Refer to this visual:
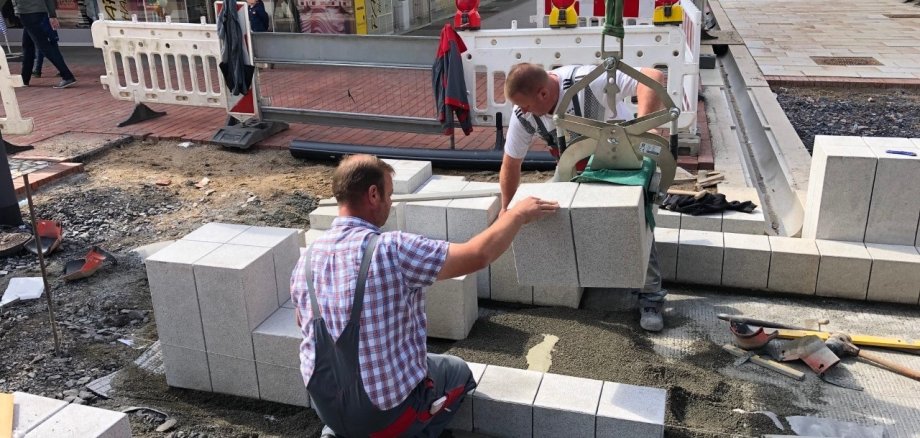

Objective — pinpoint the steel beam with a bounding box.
[250,32,439,68]
[261,107,449,134]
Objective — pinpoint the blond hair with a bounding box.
[504,63,549,100]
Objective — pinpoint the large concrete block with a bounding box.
[145,240,221,350]
[427,275,477,340]
[815,240,872,300]
[865,244,920,304]
[570,184,650,288]
[162,344,212,391]
[304,228,324,247]
[181,222,251,243]
[533,285,583,308]
[768,237,820,295]
[308,202,338,230]
[864,140,920,245]
[447,182,500,298]
[722,233,771,290]
[253,307,302,369]
[229,226,303,307]
[281,298,295,309]
[194,244,277,359]
[802,136,877,241]
[405,179,470,240]
[490,249,533,304]
[654,207,681,229]
[473,366,543,438]
[680,212,722,232]
[208,352,260,399]
[11,392,67,436]
[256,362,310,407]
[719,186,766,235]
[533,373,603,438]
[596,382,666,437]
[381,159,432,194]
[509,182,579,287]
[654,228,679,282]
[676,230,723,286]
[26,403,131,438]
[449,362,488,432]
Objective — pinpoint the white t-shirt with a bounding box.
[504,65,639,159]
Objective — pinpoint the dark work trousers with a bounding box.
[18,12,75,85]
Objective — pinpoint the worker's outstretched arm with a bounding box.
[636,67,665,118]
[499,153,524,213]
[438,196,558,280]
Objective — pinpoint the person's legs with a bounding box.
[33,50,44,76]
[638,236,667,332]
[403,354,476,438]
[18,13,76,84]
[19,26,36,86]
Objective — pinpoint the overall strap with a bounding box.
[348,234,380,325]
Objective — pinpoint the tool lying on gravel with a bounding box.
[824,333,920,382]
[62,246,118,281]
[24,219,62,257]
[730,322,777,350]
[717,313,816,331]
[722,343,805,380]
[778,336,840,375]
[718,314,920,352]
[0,232,30,257]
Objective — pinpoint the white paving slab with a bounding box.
[509,182,580,287]
[11,392,67,437]
[450,362,488,432]
[381,159,432,194]
[208,352,260,399]
[654,227,679,282]
[255,362,310,407]
[25,403,131,438]
[676,230,724,285]
[596,382,666,437]
[533,285,584,309]
[816,240,873,300]
[490,249,533,304]
[722,233,771,290]
[679,212,722,232]
[447,182,500,298]
[308,202,338,231]
[473,366,543,438]
[252,307,302,369]
[181,222,251,243]
[864,140,920,246]
[228,226,303,307]
[405,179,470,240]
[427,275,478,340]
[162,344,212,392]
[655,207,681,229]
[865,243,920,304]
[533,373,603,438]
[768,237,820,295]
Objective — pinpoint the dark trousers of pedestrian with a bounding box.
[18,12,75,85]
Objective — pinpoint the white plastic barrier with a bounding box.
[0,46,34,135]
[530,0,655,28]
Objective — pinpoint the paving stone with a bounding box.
[405,179,470,240]
[180,222,251,243]
[655,206,681,229]
[381,159,432,194]
[229,226,303,307]
[208,352,260,399]
[768,237,820,295]
[145,240,221,350]
[447,182,500,298]
[719,186,767,235]
[194,244,278,359]
[802,136,877,242]
[490,248,533,304]
[304,228,324,246]
[25,403,131,438]
[676,230,724,286]
[427,275,478,340]
[815,240,872,300]
[864,243,920,304]
[533,373,603,438]
[473,366,543,438]
[863,140,920,245]
[679,212,722,232]
[308,202,338,230]
[450,362,488,432]
[256,362,310,407]
[11,392,67,436]
[161,344,212,391]
[252,307,302,368]
[281,298,295,309]
[722,233,771,290]
[654,227,679,282]
[570,184,650,288]
[509,182,579,287]
[533,285,584,308]
[596,381,666,437]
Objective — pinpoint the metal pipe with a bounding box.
[23,174,61,356]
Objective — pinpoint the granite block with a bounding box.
[719,186,765,236]
[654,228,679,282]
[450,362,488,432]
[426,275,478,340]
[533,373,603,438]
[768,237,820,295]
[181,222,251,243]
[229,226,303,307]
[473,366,543,438]
[382,159,432,194]
[11,392,67,436]
[815,240,872,300]
[256,362,310,407]
[490,249,533,304]
[252,307,302,368]
[865,244,920,304]
[509,182,579,287]
[281,298,295,309]
[680,212,722,232]
[308,202,338,230]
[722,233,771,290]
[864,140,920,245]
[208,352,260,399]
[26,403,131,438]
[676,230,724,286]
[405,179,470,240]
[596,381,666,437]
[162,344,212,391]
[655,207,681,229]
[570,183,650,288]
[533,285,584,308]
[304,228,324,246]
[447,182,501,298]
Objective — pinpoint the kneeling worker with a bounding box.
[291,154,558,437]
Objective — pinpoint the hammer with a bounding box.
[825,333,920,382]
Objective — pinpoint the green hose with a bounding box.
[603,0,624,39]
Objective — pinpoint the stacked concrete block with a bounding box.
[229,226,304,307]
[182,222,251,243]
[11,392,67,436]
[473,366,543,438]
[381,159,432,194]
[25,402,131,438]
[570,184,650,288]
[533,285,584,308]
[509,182,579,287]
[815,240,872,300]
[768,236,820,295]
[426,275,478,340]
[405,179,469,240]
[802,136,877,241]
[252,307,309,406]
[308,201,339,230]
[491,248,533,304]
[596,382,666,437]
[447,182,500,298]
[863,139,920,245]
[449,362,488,432]
[676,230,724,285]
[719,186,766,235]
[654,206,681,229]
[160,344,212,392]
[680,212,722,232]
[722,233,771,290]
[865,244,920,304]
[533,373,603,438]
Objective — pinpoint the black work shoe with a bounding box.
[32,71,41,78]
[53,78,77,89]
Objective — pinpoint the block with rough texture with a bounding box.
[815,240,872,300]
[509,182,579,287]
[768,237,820,295]
[802,136,877,241]
[229,226,303,307]
[26,403,131,438]
[865,244,920,304]
[449,362,488,432]
[679,212,722,232]
[654,228,679,281]
[473,366,543,438]
[533,285,584,308]
[162,344,212,391]
[405,179,470,240]
[676,230,723,285]
[722,233,771,290]
[194,244,277,359]
[308,202,338,230]
[253,307,302,369]
[570,184,650,288]
[304,228,324,246]
[11,392,67,436]
[533,373,603,438]
[718,186,766,234]
[447,182,500,298]
[256,362,310,407]
[208,352,260,398]
[864,140,920,245]
[596,382,666,437]
[426,275,477,340]
[181,222,251,243]
[655,207,681,229]
[382,159,432,194]
[145,240,220,350]
[490,249,533,304]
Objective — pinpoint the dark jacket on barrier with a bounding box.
[248,0,270,32]
[432,23,473,136]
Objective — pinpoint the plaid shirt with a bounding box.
[291,216,449,410]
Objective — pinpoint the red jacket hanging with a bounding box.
[432,24,473,136]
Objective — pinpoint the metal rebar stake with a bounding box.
[22,174,61,356]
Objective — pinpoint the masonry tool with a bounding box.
[778,336,840,375]
[729,322,777,350]
[824,333,920,382]
[722,344,805,380]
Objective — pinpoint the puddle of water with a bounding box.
[526,334,559,372]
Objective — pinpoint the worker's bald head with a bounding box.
[505,63,550,100]
[332,154,394,207]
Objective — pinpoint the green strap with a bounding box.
[573,156,657,230]
[604,0,624,39]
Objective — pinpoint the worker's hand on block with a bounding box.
[507,196,559,224]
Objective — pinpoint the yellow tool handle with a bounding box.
[1,393,13,438]
[858,350,920,382]
[775,329,920,351]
